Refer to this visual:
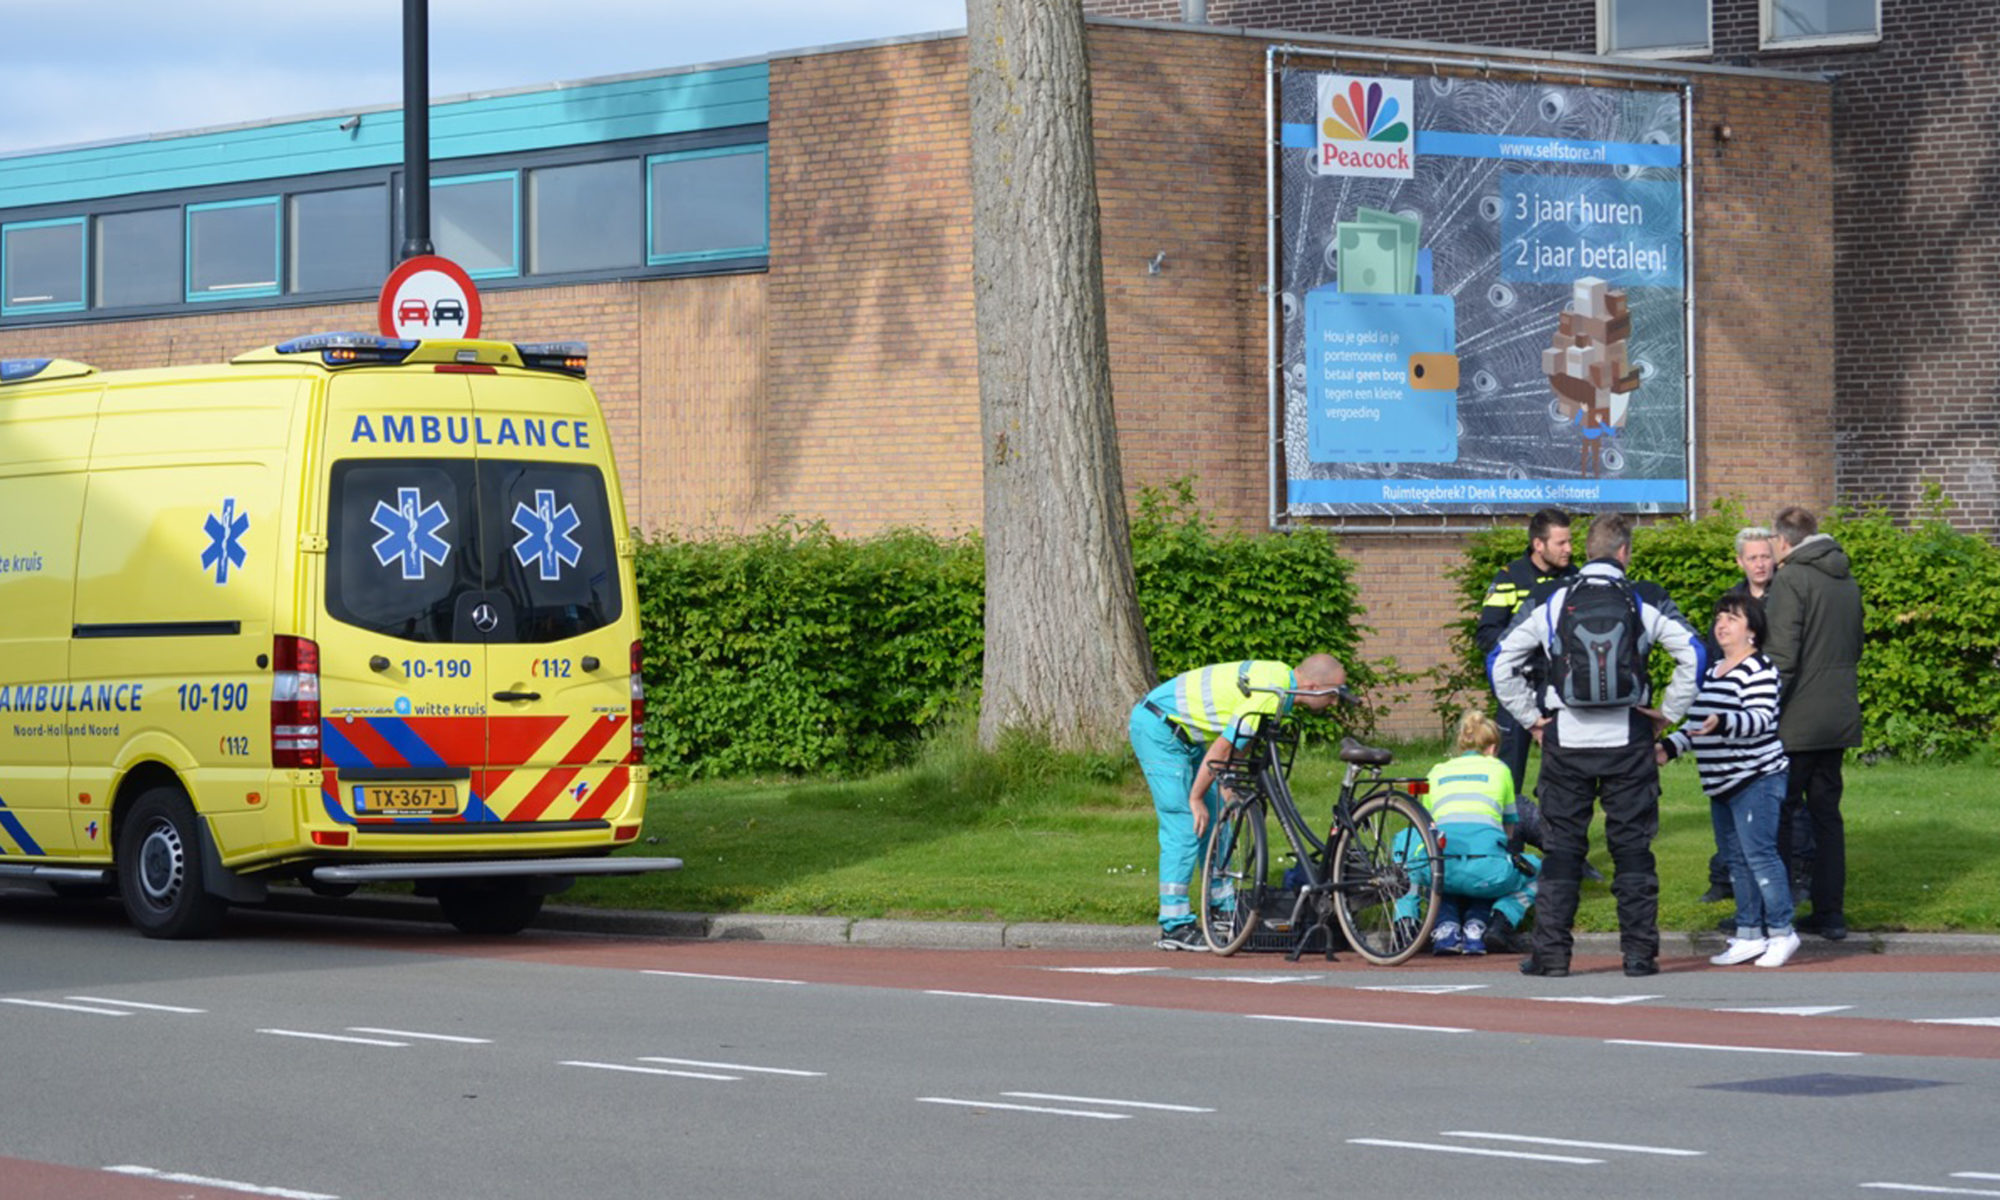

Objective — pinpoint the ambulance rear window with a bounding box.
[326,457,621,644]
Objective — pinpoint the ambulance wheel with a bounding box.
[117,786,228,939]
[436,880,544,936]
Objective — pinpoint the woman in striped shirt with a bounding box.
[1658,587,1799,968]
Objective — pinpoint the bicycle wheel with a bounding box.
[1330,795,1441,966]
[1199,798,1267,955]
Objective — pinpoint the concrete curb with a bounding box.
[261,890,2000,955]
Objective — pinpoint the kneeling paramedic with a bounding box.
[1420,712,1539,955]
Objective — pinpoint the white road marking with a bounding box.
[1913,1017,2000,1027]
[1247,1013,1471,1034]
[1441,1131,1704,1156]
[1955,1174,2000,1181]
[562,1060,738,1081]
[1529,994,1661,1005]
[3,998,131,1016]
[1716,1005,1852,1016]
[1192,974,1312,984]
[346,1027,492,1043]
[641,969,806,985]
[257,1029,407,1047]
[1044,966,1162,975]
[1349,1138,1602,1164]
[105,1165,337,1199]
[1359,984,1489,994]
[1003,1092,1215,1113]
[918,1097,1128,1120]
[1606,1038,1860,1057]
[924,990,1111,1007]
[1860,1185,2000,1196]
[639,1057,823,1077]
[68,996,206,1013]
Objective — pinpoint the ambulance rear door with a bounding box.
[319,372,492,828]
[470,371,634,830]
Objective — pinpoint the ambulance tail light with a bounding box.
[627,640,645,765]
[272,636,323,769]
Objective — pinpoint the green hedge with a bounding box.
[634,521,984,779]
[635,482,1377,778]
[1128,479,1378,723]
[1437,497,2000,759]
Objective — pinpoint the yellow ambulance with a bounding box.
[0,333,677,938]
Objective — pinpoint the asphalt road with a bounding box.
[2,891,1996,1200]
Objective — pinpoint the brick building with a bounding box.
[0,22,1833,732]
[1087,0,2000,533]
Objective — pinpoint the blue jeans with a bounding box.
[1711,769,1794,937]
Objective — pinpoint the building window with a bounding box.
[529,160,642,275]
[187,197,280,301]
[96,208,183,309]
[2,132,769,326]
[1602,0,1710,55]
[647,145,768,265]
[432,172,520,279]
[1764,0,1879,46]
[2,217,86,314]
[290,185,388,295]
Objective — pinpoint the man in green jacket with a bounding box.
[1763,506,1865,941]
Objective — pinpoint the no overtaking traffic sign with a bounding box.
[378,255,483,340]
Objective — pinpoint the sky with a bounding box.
[0,0,970,157]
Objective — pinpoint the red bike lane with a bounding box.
[376,930,2000,1062]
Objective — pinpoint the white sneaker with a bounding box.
[1755,931,1802,968]
[1709,937,1767,966]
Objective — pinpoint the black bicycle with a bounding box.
[1195,689,1442,965]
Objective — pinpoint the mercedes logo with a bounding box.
[471,603,499,633]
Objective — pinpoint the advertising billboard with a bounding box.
[1276,66,1690,518]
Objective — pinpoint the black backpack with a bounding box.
[1550,573,1646,708]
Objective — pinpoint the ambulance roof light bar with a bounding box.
[514,342,588,377]
[1,358,53,383]
[0,357,99,385]
[271,333,420,366]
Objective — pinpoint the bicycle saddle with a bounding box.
[1337,737,1394,765]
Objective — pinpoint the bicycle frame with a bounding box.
[1211,709,1438,962]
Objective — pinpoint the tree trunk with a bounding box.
[965,0,1155,750]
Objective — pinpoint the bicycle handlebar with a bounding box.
[1237,681,1359,704]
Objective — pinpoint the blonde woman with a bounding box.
[1420,712,1539,954]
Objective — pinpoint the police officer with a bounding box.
[1475,508,1576,794]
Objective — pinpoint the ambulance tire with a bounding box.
[436,880,544,936]
[117,786,228,939]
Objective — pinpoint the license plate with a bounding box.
[353,784,459,815]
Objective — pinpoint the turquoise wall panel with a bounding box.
[0,62,768,212]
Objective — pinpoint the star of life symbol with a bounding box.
[371,487,453,580]
[201,497,249,584]
[512,489,583,581]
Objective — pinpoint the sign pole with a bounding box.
[400,0,434,261]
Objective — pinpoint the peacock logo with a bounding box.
[1315,74,1416,179]
[1322,80,1410,144]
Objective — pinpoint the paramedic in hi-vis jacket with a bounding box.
[1490,514,1704,979]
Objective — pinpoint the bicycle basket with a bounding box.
[1215,711,1299,798]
